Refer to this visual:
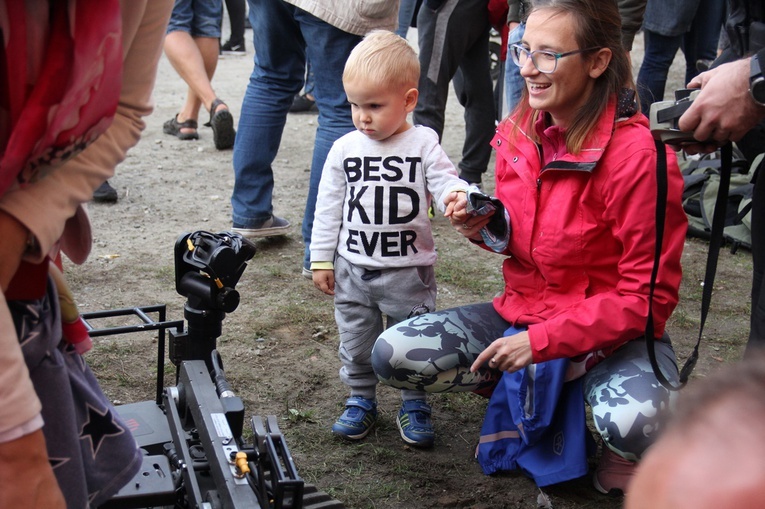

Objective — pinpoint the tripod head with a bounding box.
[174,230,256,312]
[171,231,256,369]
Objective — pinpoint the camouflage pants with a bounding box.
[371,302,679,459]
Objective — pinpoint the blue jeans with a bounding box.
[303,59,315,96]
[637,0,724,115]
[395,0,418,38]
[167,0,223,37]
[504,22,525,114]
[232,0,359,268]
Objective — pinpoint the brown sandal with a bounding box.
[163,115,199,140]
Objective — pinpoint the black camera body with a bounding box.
[649,88,701,144]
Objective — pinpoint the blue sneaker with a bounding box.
[331,397,377,440]
[397,399,435,448]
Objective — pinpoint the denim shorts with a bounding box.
[167,0,222,38]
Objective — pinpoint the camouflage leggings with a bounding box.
[371,302,680,460]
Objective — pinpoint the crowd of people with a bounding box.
[2,0,765,506]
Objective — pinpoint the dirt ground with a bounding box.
[65,29,752,509]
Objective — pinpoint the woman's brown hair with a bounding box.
[513,0,635,154]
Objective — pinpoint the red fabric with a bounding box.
[487,0,509,61]
[0,0,122,196]
[487,0,509,30]
[499,24,509,61]
[489,98,687,362]
[5,259,48,301]
[63,317,92,355]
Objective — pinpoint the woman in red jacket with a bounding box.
[372,0,687,495]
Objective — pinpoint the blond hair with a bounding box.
[343,30,419,91]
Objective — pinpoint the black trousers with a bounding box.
[747,154,765,355]
[413,0,495,184]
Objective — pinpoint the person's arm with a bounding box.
[616,0,647,51]
[444,191,490,241]
[418,130,488,240]
[0,285,57,506]
[422,132,469,213]
[0,429,65,508]
[312,266,336,296]
[0,212,29,290]
[0,0,171,263]
[0,3,172,505]
[309,143,346,294]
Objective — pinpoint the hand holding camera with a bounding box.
[667,57,764,154]
[649,89,705,145]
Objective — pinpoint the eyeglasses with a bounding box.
[510,44,600,74]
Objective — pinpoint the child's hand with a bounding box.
[312,269,335,295]
[443,190,468,222]
[444,190,489,240]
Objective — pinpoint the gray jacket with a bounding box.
[285,0,399,35]
[642,0,701,37]
[617,0,647,50]
[507,0,531,23]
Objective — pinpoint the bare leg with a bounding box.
[163,31,228,132]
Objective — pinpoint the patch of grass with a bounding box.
[148,264,175,283]
[434,256,503,298]
[667,307,698,330]
[287,408,317,423]
[329,466,414,509]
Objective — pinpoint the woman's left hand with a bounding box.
[470,331,533,374]
[444,191,491,240]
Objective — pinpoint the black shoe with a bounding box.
[93,181,118,203]
[205,98,236,150]
[289,93,317,113]
[221,39,246,55]
[696,58,714,72]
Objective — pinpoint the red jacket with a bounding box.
[490,95,687,363]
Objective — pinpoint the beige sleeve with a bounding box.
[0,291,42,438]
[0,0,172,436]
[0,0,172,263]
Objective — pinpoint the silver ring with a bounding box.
[462,223,470,229]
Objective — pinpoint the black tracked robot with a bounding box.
[83,231,343,509]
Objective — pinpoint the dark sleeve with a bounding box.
[617,0,647,51]
[424,0,446,10]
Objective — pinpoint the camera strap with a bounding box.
[646,141,733,391]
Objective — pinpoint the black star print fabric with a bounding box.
[10,279,141,507]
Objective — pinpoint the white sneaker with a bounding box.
[232,216,291,238]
